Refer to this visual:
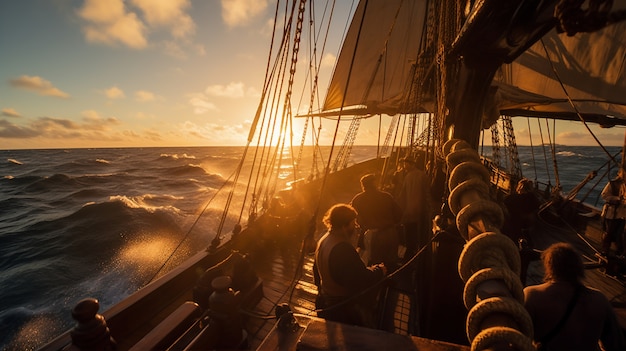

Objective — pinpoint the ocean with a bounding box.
[0,145,620,350]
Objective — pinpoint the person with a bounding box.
[601,169,626,256]
[313,204,387,327]
[523,242,625,351]
[350,173,403,270]
[397,156,432,260]
[503,178,541,243]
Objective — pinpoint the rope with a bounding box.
[526,117,538,183]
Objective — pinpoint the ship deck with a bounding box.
[243,243,470,351]
[242,203,626,350]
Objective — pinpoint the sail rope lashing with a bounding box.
[554,0,626,36]
[538,38,619,168]
[444,139,535,351]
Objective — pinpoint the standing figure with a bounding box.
[397,156,432,260]
[600,168,626,256]
[503,178,541,243]
[313,204,387,327]
[351,173,403,270]
[524,242,625,351]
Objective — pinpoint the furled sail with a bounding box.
[494,17,626,124]
[321,0,626,125]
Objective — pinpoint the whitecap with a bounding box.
[8,158,23,165]
[96,159,110,164]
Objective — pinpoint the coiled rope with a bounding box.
[444,139,534,351]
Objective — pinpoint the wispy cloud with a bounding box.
[180,120,250,144]
[221,0,268,28]
[104,86,126,99]
[321,53,336,68]
[189,95,218,114]
[9,75,70,98]
[1,108,21,117]
[205,82,246,98]
[204,82,260,98]
[135,90,156,102]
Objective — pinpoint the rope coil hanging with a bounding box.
[444,139,534,351]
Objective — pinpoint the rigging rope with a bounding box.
[526,117,538,183]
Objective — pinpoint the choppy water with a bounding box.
[0,145,620,350]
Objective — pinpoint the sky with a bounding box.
[1,0,625,150]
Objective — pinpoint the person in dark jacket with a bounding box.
[351,173,402,270]
[313,203,387,327]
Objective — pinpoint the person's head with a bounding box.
[401,157,416,169]
[541,242,584,284]
[516,178,533,194]
[360,173,377,191]
[323,204,358,234]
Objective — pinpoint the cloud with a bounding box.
[77,0,148,49]
[131,0,195,39]
[9,75,70,98]
[77,0,197,52]
[104,86,125,99]
[0,113,120,139]
[221,0,268,28]
[81,110,121,130]
[135,90,156,102]
[1,108,21,117]
[205,82,247,98]
[321,53,336,68]
[0,120,39,138]
[180,120,250,144]
[189,95,218,114]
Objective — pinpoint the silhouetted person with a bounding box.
[503,178,541,244]
[524,242,625,351]
[313,204,387,327]
[351,173,402,270]
[397,156,432,259]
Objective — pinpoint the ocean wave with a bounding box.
[7,158,23,165]
[556,151,583,157]
[165,163,210,177]
[23,174,81,193]
[159,153,197,160]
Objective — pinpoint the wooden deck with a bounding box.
[241,243,470,351]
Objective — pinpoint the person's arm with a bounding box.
[601,181,620,204]
[329,242,385,292]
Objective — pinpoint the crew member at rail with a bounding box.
[351,173,402,270]
[601,168,626,257]
[313,204,387,327]
[524,242,625,351]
